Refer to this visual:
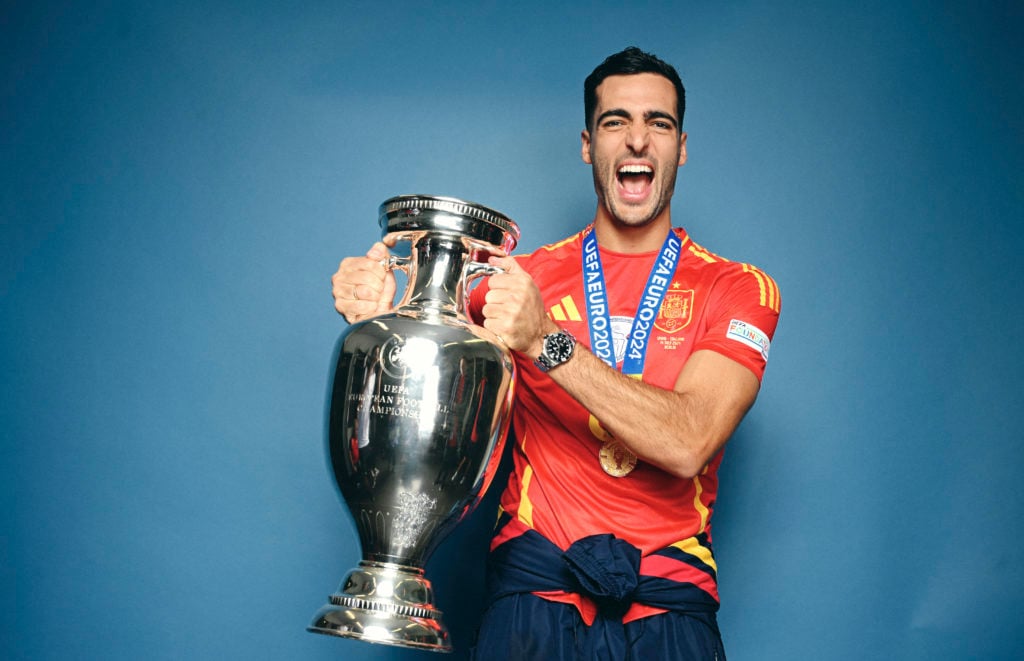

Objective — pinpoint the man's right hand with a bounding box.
[331,242,397,323]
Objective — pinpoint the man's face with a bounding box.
[582,72,687,229]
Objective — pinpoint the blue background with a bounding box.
[3,1,1022,659]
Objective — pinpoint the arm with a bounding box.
[482,256,761,480]
[542,346,759,479]
[331,242,397,323]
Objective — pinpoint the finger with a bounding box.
[488,255,519,274]
[331,271,352,300]
[336,298,382,321]
[337,256,388,282]
[334,271,377,298]
[378,268,397,305]
[480,301,500,321]
[334,258,374,285]
[484,267,522,293]
[483,286,505,305]
[482,316,507,339]
[352,282,385,301]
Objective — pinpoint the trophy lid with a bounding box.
[379,195,520,253]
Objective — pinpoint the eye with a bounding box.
[651,120,673,131]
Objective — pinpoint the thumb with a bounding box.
[366,242,390,261]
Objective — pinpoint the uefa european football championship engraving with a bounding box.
[308,195,520,652]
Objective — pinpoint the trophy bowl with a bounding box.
[308,195,520,652]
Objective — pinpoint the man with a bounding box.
[332,47,780,660]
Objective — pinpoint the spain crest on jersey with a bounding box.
[655,288,694,333]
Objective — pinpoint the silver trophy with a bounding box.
[308,195,520,652]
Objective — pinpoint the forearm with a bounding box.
[542,344,758,479]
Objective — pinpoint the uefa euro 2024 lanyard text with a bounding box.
[581,228,682,477]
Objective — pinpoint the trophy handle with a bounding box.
[462,259,506,319]
[385,254,412,274]
[464,261,504,279]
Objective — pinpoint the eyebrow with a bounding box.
[596,108,679,129]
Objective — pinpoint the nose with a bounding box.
[625,122,650,153]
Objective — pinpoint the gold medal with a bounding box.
[599,441,637,477]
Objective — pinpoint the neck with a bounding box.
[592,215,673,253]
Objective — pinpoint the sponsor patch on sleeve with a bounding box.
[726,319,771,361]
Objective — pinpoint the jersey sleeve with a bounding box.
[692,264,781,381]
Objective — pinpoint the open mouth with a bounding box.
[617,164,654,199]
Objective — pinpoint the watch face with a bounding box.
[546,332,574,363]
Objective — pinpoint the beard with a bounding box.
[590,152,679,228]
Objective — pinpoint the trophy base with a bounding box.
[308,561,452,653]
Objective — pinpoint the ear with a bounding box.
[581,129,592,164]
[678,132,688,167]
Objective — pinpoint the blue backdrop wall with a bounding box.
[3,1,1022,659]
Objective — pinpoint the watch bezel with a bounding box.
[535,329,576,372]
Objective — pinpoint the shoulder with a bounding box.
[677,229,781,314]
[516,229,587,274]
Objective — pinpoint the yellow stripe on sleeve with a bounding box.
[742,263,780,312]
[688,244,719,264]
[743,263,769,308]
[543,231,582,252]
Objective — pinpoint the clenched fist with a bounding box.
[331,242,397,323]
[481,256,559,358]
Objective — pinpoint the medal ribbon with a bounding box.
[581,228,682,376]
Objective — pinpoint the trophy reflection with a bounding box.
[308,195,519,652]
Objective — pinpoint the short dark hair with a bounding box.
[583,47,686,133]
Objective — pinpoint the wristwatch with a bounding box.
[534,329,576,372]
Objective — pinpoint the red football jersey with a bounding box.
[469,225,781,624]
